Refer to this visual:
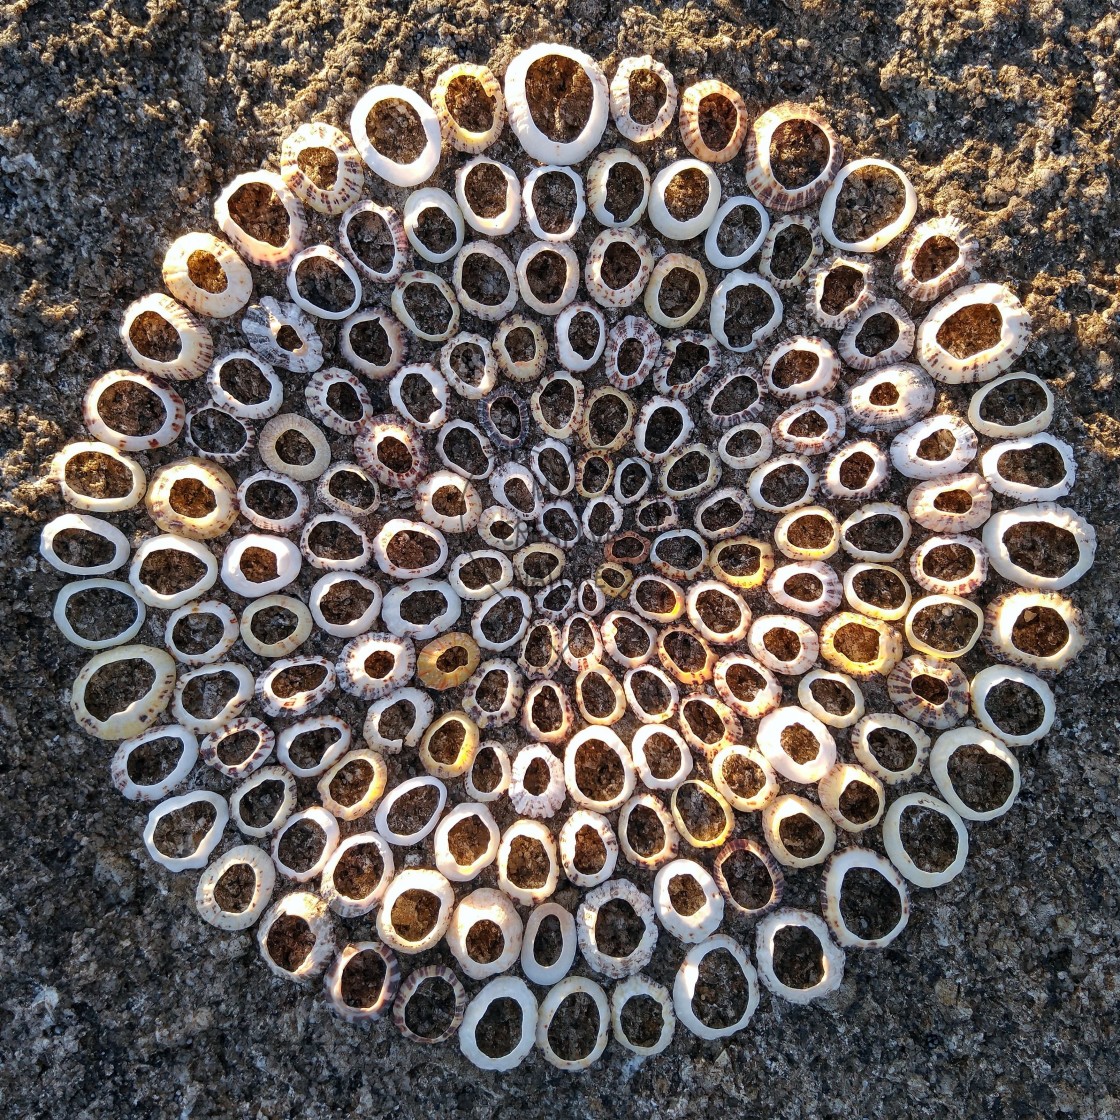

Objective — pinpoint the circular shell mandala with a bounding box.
[44,46,1097,1069]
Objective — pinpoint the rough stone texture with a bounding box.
[1,1,1118,1117]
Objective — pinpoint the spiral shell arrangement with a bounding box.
[43,45,1095,1068]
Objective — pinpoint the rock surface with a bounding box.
[1,1,1118,1116]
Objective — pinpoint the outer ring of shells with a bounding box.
[45,46,1096,1069]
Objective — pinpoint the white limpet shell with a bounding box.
[434,802,500,882]
[41,513,130,577]
[256,655,335,719]
[320,832,394,916]
[392,270,460,343]
[907,472,993,534]
[363,687,434,753]
[243,297,324,372]
[764,336,840,401]
[200,716,273,780]
[195,844,276,931]
[417,470,481,533]
[440,332,498,400]
[432,63,506,153]
[587,148,651,227]
[559,809,619,888]
[623,663,680,723]
[718,423,772,471]
[904,594,984,659]
[985,589,1085,673]
[555,300,606,372]
[883,792,969,887]
[981,434,1075,502]
[679,79,748,163]
[852,712,930,784]
[839,298,915,371]
[110,724,198,801]
[207,350,283,420]
[743,103,844,212]
[219,532,301,599]
[257,891,335,983]
[673,935,759,1039]
[308,572,382,638]
[53,441,146,513]
[798,668,865,728]
[893,214,979,302]
[271,805,340,882]
[230,765,297,838]
[143,790,228,872]
[713,652,782,720]
[840,502,911,562]
[631,724,693,791]
[763,794,837,869]
[705,194,770,269]
[710,271,783,353]
[887,652,970,729]
[916,282,1031,384]
[756,908,845,1004]
[376,868,455,953]
[712,744,779,812]
[459,976,538,1072]
[508,743,566,819]
[967,370,1054,438]
[287,245,361,321]
[388,362,449,431]
[258,412,331,482]
[535,976,610,1071]
[317,749,388,822]
[306,368,373,436]
[909,534,988,597]
[970,664,1055,747]
[280,121,364,215]
[671,779,733,849]
[644,252,708,328]
[820,611,904,678]
[818,763,884,833]
[516,241,579,315]
[586,228,652,310]
[338,631,414,701]
[215,170,306,267]
[339,201,409,284]
[652,859,724,943]
[772,398,847,456]
[821,849,910,949]
[773,506,840,561]
[821,441,890,503]
[453,241,517,321]
[810,254,876,330]
[145,458,237,540]
[610,55,677,142]
[417,710,478,778]
[505,44,608,164]
[611,975,676,1056]
[472,587,531,653]
[891,414,978,480]
[454,156,519,235]
[404,188,465,264]
[69,643,176,740]
[446,888,524,980]
[759,213,824,290]
[448,550,513,601]
[54,578,144,651]
[171,661,254,734]
[324,941,400,1023]
[276,714,351,778]
[498,818,559,905]
[819,158,917,252]
[930,726,1021,822]
[618,792,679,869]
[648,159,721,240]
[748,613,820,676]
[523,165,586,241]
[373,517,448,579]
[521,901,578,986]
[162,232,253,319]
[577,879,658,979]
[768,561,842,618]
[350,83,441,187]
[841,562,911,622]
[846,364,936,433]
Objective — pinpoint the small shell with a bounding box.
[523,164,586,241]
[649,528,709,581]
[819,158,917,252]
[276,714,351,778]
[446,888,523,980]
[967,370,1054,438]
[718,423,773,471]
[809,255,875,329]
[713,839,785,917]
[453,240,517,321]
[522,903,578,986]
[437,418,494,481]
[705,194,769,269]
[171,661,254,734]
[129,533,218,609]
[324,942,400,1024]
[375,868,454,952]
[970,664,1055,748]
[759,213,824,290]
[679,79,748,162]
[497,818,559,904]
[111,724,198,801]
[215,170,306,268]
[819,611,904,678]
[564,726,636,812]
[416,711,477,779]
[505,44,609,164]
[143,790,228,872]
[208,351,283,419]
[673,935,758,1040]
[255,655,335,718]
[909,534,988,597]
[441,332,498,400]
[340,308,408,380]
[586,227,653,309]
[916,282,1031,384]
[764,336,840,401]
[623,664,680,723]
[455,157,521,239]
[459,976,538,1071]
[350,83,441,187]
[280,121,364,215]
[838,298,915,371]
[611,975,676,1056]
[516,241,579,316]
[618,792,680,869]
[391,270,460,343]
[145,458,237,540]
[821,849,910,949]
[559,809,620,889]
[555,300,606,372]
[846,363,935,432]
[840,502,911,562]
[69,643,176,740]
[271,805,340,882]
[757,705,837,784]
[743,103,844,212]
[230,766,296,838]
[119,293,213,381]
[882,792,969,887]
[257,891,335,983]
[577,879,658,978]
[432,63,506,152]
[336,632,409,702]
[287,245,362,321]
[657,624,717,685]
[653,859,724,943]
[40,512,130,577]
[755,908,845,1004]
[893,215,979,302]
[219,532,301,599]
[362,686,434,753]
[196,844,276,931]
[393,966,467,1045]
[521,679,572,743]
[494,314,547,382]
[711,271,783,353]
[713,653,782,719]
[508,744,566,819]
[772,398,847,456]
[242,297,323,374]
[984,589,1085,674]
[748,453,818,514]
[981,434,1075,503]
[610,56,678,142]
[930,726,1021,822]
[711,744,778,811]
[575,663,626,725]
[670,780,733,849]
[643,252,707,327]
[318,750,388,823]
[887,653,971,728]
[774,506,840,561]
[433,802,500,882]
[851,712,930,784]
[321,832,394,917]
[53,577,145,651]
[904,594,984,659]
[817,762,884,831]
[842,562,911,622]
[907,472,993,534]
[587,148,651,227]
[648,159,721,240]
[388,362,449,431]
[635,396,694,461]
[162,232,253,319]
[464,740,512,803]
[685,579,750,644]
[338,201,409,284]
[891,414,978,480]
[821,441,891,501]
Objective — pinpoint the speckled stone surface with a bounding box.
[1,1,1118,1116]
